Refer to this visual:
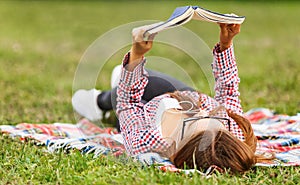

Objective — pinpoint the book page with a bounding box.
[193,6,245,24]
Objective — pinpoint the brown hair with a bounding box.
[165,91,272,173]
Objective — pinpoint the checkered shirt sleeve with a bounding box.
[116,53,169,155]
[212,43,243,115]
[209,43,245,140]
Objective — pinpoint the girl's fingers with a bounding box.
[132,29,145,42]
[147,32,157,41]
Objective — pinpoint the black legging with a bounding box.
[97,69,194,111]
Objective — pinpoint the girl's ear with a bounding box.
[226,109,257,152]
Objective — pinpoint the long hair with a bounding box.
[165,91,272,173]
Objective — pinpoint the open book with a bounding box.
[134,6,245,37]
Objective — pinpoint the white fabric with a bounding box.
[154,98,182,135]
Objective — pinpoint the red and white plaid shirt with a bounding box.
[117,43,245,155]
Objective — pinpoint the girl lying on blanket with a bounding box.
[72,23,270,173]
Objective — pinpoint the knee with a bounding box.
[111,65,122,88]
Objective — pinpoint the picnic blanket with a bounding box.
[245,108,300,166]
[1,108,300,173]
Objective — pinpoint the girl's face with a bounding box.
[160,108,227,154]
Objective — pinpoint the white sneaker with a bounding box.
[72,89,102,121]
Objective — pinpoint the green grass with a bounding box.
[0,0,300,184]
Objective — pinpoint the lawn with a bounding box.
[0,0,300,184]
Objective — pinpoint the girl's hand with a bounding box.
[129,29,156,65]
[218,23,241,51]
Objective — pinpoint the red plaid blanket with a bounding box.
[245,108,300,166]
